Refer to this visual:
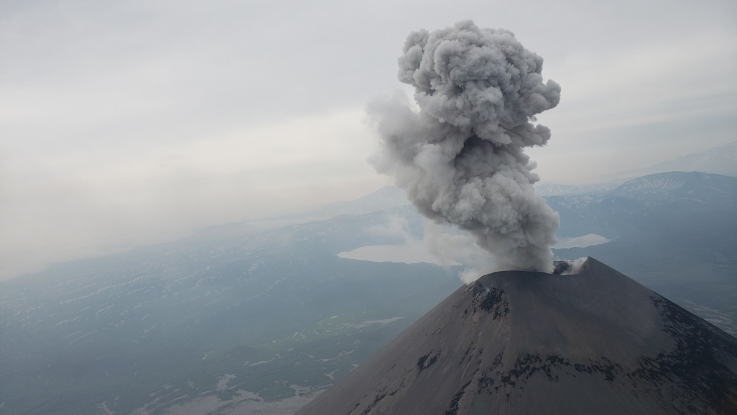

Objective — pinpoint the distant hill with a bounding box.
[610,170,737,199]
[534,182,619,197]
[548,171,737,239]
[601,141,737,182]
[647,141,737,177]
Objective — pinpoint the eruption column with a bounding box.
[369,20,561,272]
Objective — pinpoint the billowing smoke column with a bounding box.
[369,20,561,272]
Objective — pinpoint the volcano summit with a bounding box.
[295,258,737,415]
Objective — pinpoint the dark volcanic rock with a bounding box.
[295,258,737,415]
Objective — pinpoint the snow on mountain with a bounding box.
[609,171,737,203]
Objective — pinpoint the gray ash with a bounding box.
[553,261,571,275]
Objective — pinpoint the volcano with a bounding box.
[295,258,737,415]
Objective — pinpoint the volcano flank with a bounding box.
[295,258,737,415]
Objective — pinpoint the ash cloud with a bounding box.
[368,20,561,273]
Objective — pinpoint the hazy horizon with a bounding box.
[2,0,736,280]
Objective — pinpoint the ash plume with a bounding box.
[368,20,561,273]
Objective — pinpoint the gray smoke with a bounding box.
[368,20,561,272]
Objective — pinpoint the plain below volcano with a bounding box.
[295,258,737,415]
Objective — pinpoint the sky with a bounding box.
[1,0,736,280]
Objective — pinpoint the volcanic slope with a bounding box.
[295,258,737,415]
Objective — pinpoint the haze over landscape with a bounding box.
[2,170,736,414]
[1,0,736,280]
[1,1,737,414]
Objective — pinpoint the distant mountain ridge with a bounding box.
[534,182,619,197]
[610,171,737,201]
[547,171,737,239]
[647,141,737,177]
[601,141,737,182]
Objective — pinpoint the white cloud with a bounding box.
[0,109,387,279]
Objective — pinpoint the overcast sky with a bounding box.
[1,0,735,280]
